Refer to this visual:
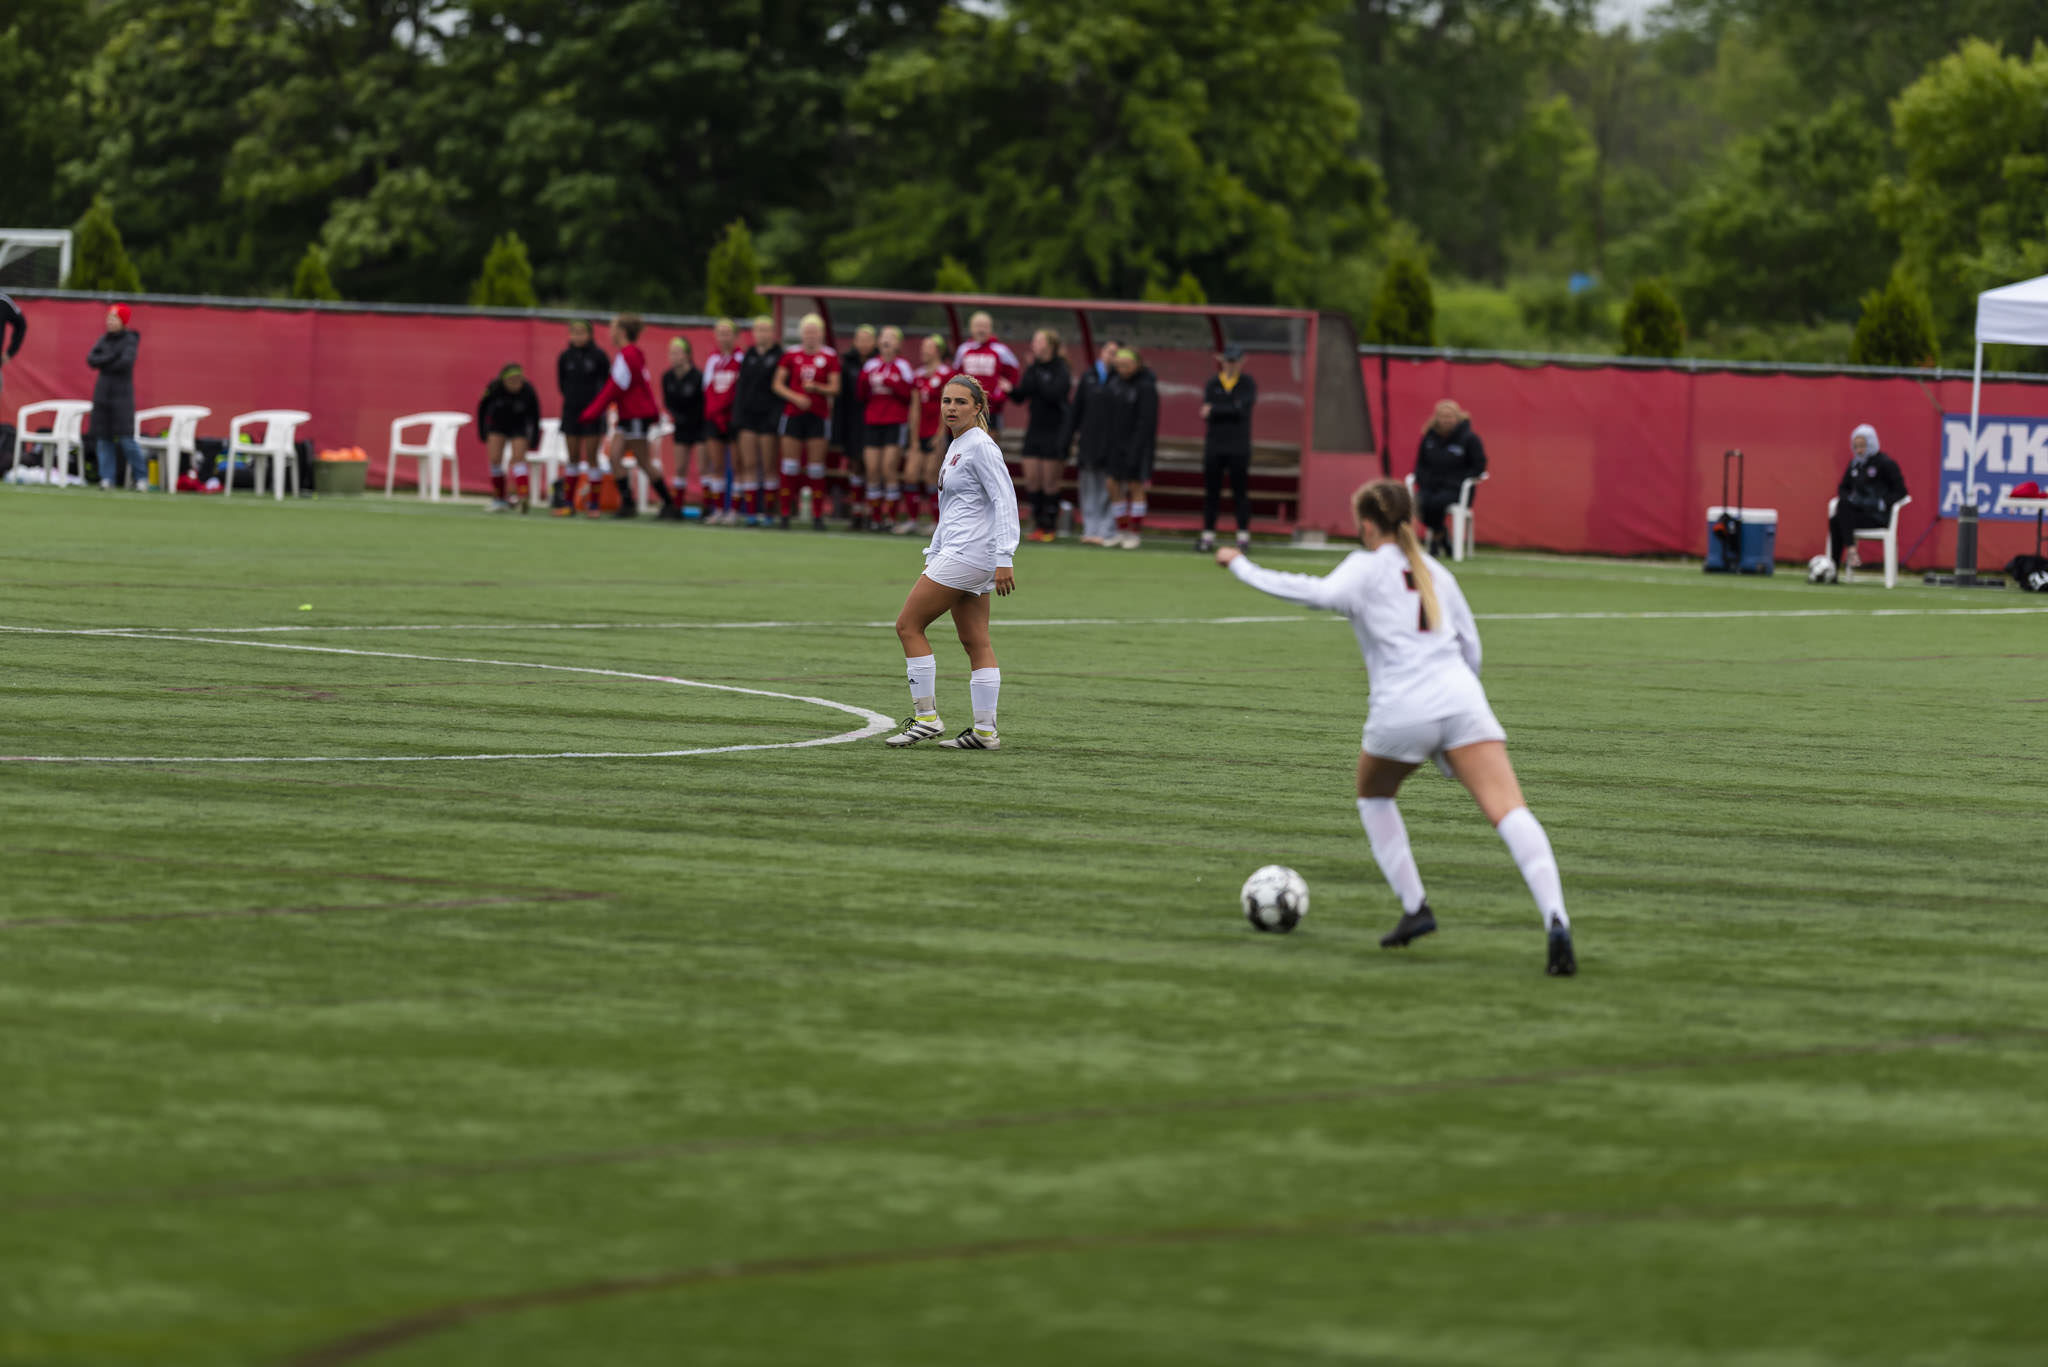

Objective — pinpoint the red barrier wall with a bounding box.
[5,298,714,491]
[1356,355,2048,567]
[9,296,2042,567]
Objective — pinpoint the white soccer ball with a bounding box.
[1807,553,1837,584]
[1241,864,1309,934]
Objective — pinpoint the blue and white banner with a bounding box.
[1942,414,2048,520]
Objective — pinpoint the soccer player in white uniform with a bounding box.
[885,375,1020,751]
[1217,478,1576,975]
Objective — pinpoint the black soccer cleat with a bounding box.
[1379,904,1437,949]
[1546,925,1577,977]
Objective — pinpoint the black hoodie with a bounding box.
[1415,419,1486,499]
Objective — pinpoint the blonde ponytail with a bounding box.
[1394,521,1441,631]
[1353,478,1440,631]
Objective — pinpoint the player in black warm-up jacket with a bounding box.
[1828,423,1909,570]
[478,363,543,512]
[555,321,609,513]
[733,316,785,524]
[1198,345,1260,552]
[1011,330,1071,541]
[0,291,25,403]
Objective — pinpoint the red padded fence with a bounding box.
[4,297,714,494]
[9,295,2044,568]
[1357,354,2048,567]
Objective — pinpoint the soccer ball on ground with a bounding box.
[1806,553,1837,584]
[1241,864,1309,933]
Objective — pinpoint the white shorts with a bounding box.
[1363,704,1506,765]
[922,554,996,596]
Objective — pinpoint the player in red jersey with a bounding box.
[953,310,1020,429]
[770,312,840,530]
[698,317,741,523]
[859,325,917,532]
[906,334,957,533]
[580,312,680,520]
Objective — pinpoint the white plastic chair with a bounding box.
[1404,471,1489,561]
[385,411,471,500]
[224,410,312,500]
[134,405,211,495]
[529,418,569,505]
[14,400,92,483]
[1827,494,1913,588]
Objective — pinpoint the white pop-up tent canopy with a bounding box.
[1968,273,2048,503]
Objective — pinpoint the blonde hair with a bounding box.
[799,312,825,332]
[943,374,994,434]
[1353,480,1439,631]
[714,316,736,334]
[669,335,693,362]
[854,323,876,339]
[880,325,903,346]
[751,314,774,331]
[923,333,946,362]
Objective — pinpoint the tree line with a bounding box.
[10,0,2047,367]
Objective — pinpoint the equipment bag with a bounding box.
[2006,555,2048,592]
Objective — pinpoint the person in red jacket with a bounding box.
[581,312,679,520]
[906,333,957,532]
[953,310,1020,430]
[860,324,917,532]
[770,312,840,530]
[699,317,741,523]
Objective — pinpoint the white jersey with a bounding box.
[925,426,1020,569]
[1230,545,1487,721]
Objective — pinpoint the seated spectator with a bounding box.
[88,303,144,490]
[1413,399,1486,557]
[1828,423,1907,575]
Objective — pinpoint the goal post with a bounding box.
[759,285,1373,536]
[0,230,74,290]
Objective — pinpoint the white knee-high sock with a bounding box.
[906,654,937,719]
[1497,807,1569,931]
[1357,798,1427,913]
[968,667,1000,733]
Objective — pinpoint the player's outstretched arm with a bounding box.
[1214,547,1354,612]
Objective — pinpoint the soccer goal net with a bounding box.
[0,230,73,289]
[759,286,1373,535]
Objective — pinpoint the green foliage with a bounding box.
[468,233,536,309]
[63,195,142,293]
[1365,253,1436,346]
[1879,38,2048,347]
[705,221,767,318]
[1514,279,1611,340]
[1619,279,1686,357]
[836,0,1381,304]
[1669,101,1894,327]
[0,0,97,230]
[289,243,340,301]
[1849,268,1939,367]
[1141,271,1207,305]
[932,256,977,294]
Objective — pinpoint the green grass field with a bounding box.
[4,488,2046,1367]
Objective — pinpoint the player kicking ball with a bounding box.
[1216,478,1576,976]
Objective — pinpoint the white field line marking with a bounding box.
[6,602,2047,638]
[0,631,893,764]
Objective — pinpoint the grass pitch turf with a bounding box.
[2,488,2045,1366]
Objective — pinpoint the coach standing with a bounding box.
[1198,344,1259,552]
[1413,399,1487,558]
[88,303,144,490]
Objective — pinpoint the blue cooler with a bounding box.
[1704,506,1776,575]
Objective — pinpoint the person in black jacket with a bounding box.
[1105,347,1159,550]
[88,303,144,490]
[733,315,784,525]
[834,324,877,524]
[1062,338,1122,545]
[0,290,25,404]
[662,336,707,517]
[1012,328,1072,542]
[1413,400,1487,557]
[478,362,543,513]
[1828,423,1909,575]
[555,320,609,514]
[1198,344,1260,552]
